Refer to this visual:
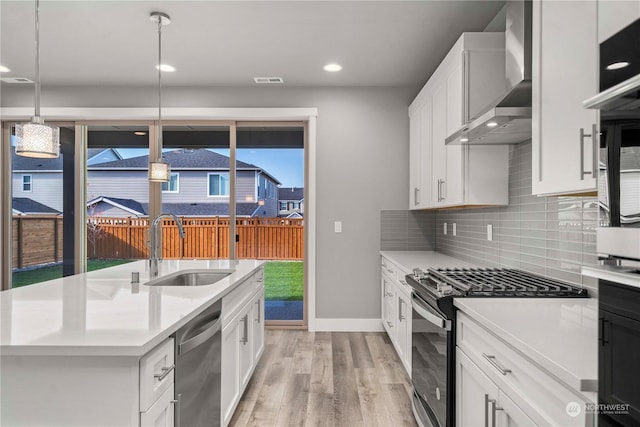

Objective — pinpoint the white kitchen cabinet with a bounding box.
[409,32,509,209]
[140,385,175,427]
[380,256,411,376]
[532,0,599,196]
[598,0,640,43]
[221,269,265,427]
[456,311,593,426]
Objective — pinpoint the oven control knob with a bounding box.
[437,282,453,295]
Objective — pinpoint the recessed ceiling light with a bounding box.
[606,61,629,70]
[460,137,469,142]
[134,131,147,136]
[156,64,176,72]
[486,122,498,127]
[0,65,10,73]
[323,63,342,72]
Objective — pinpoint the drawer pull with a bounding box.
[386,321,393,328]
[482,353,512,375]
[154,364,175,381]
[386,268,394,274]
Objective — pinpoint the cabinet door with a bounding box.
[496,390,537,427]
[532,0,598,196]
[239,308,254,389]
[600,310,640,425]
[396,292,411,375]
[431,82,447,206]
[382,275,395,334]
[252,291,265,365]
[456,348,500,427]
[140,384,175,427]
[409,106,423,209]
[221,320,241,426]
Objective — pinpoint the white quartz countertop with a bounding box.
[380,251,479,273]
[0,259,263,357]
[582,265,640,289]
[454,298,598,393]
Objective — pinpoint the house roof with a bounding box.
[87,196,146,216]
[12,198,60,215]
[11,152,63,172]
[90,149,282,185]
[146,203,260,217]
[278,187,304,201]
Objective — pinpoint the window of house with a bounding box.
[161,173,179,193]
[279,202,287,210]
[22,175,32,192]
[208,173,230,196]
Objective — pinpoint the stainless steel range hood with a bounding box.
[447,0,532,145]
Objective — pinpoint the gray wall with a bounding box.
[3,84,414,320]
[12,172,63,212]
[435,141,599,293]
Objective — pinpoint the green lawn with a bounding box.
[264,261,303,301]
[12,259,135,288]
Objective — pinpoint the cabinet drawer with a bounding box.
[140,384,175,427]
[223,276,255,326]
[140,337,175,412]
[457,312,592,427]
[380,257,398,281]
[254,268,264,292]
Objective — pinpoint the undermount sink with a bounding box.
[144,269,233,287]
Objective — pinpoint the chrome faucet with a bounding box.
[149,213,185,277]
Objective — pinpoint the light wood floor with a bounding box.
[229,330,418,427]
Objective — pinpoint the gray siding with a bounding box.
[87,170,149,202]
[161,170,256,203]
[88,202,136,218]
[12,172,63,212]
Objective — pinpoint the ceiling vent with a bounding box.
[254,77,284,84]
[1,77,34,84]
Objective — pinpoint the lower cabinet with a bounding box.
[456,311,593,426]
[140,384,176,427]
[380,256,412,376]
[221,273,265,427]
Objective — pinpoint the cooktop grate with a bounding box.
[428,268,588,297]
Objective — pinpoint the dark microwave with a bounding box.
[584,17,640,262]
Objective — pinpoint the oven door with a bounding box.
[411,292,452,427]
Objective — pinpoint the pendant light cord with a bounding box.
[157,17,163,158]
[34,0,41,119]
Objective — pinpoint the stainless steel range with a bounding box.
[405,267,588,427]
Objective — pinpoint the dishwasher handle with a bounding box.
[178,316,222,355]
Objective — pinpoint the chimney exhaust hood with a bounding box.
[446,0,532,145]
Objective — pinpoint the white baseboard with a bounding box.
[313,318,384,332]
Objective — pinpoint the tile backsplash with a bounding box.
[382,141,599,293]
[380,210,435,251]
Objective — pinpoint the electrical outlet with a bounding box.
[443,222,447,235]
[453,223,457,236]
[334,221,342,233]
[487,224,493,241]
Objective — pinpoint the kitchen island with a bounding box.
[1,259,265,426]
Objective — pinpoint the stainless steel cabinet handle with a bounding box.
[591,123,598,179]
[386,268,394,274]
[255,299,261,324]
[154,364,175,381]
[240,315,249,344]
[386,321,393,328]
[580,125,597,180]
[414,187,420,206]
[482,353,512,375]
[491,400,504,427]
[171,394,181,427]
[437,179,442,202]
[441,180,446,200]
[484,395,491,427]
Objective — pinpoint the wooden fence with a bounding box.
[88,216,304,260]
[12,216,63,268]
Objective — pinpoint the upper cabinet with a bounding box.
[532,0,598,196]
[409,32,509,210]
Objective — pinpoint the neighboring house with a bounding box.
[278,187,304,218]
[87,148,123,166]
[87,149,281,217]
[11,152,64,212]
[12,198,60,216]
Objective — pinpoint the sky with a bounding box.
[117,148,304,188]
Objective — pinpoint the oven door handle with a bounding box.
[412,294,451,331]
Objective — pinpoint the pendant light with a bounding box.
[15,0,59,159]
[148,12,171,182]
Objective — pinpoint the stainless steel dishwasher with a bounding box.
[174,299,222,427]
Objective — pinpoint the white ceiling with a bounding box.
[0,1,504,89]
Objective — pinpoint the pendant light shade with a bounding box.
[149,159,170,182]
[16,0,60,159]
[148,11,171,183]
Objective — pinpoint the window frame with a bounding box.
[207,172,230,197]
[161,172,180,193]
[22,174,32,192]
